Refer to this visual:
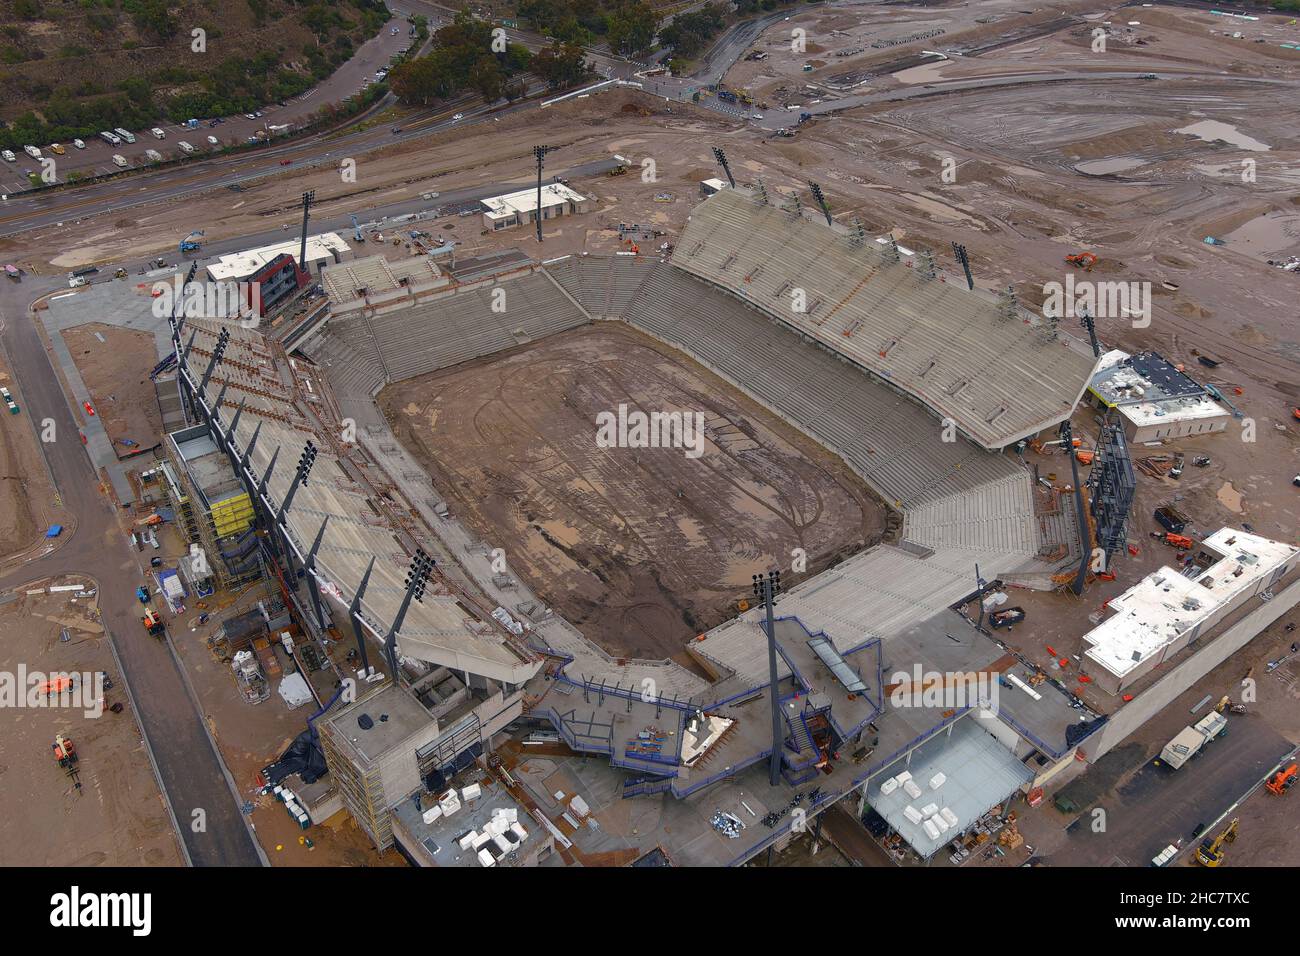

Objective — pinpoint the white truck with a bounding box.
[177,140,195,154]
[24,145,42,159]
[1160,711,1228,770]
[112,154,129,168]
[150,127,167,139]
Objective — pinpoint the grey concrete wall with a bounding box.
[1088,575,1300,760]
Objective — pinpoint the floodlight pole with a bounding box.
[533,145,556,243]
[754,570,783,787]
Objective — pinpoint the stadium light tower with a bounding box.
[533,145,560,243]
[384,549,436,680]
[753,569,783,787]
[711,147,735,188]
[808,181,833,226]
[299,190,315,273]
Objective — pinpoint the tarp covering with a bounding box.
[263,729,328,786]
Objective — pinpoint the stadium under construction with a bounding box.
[156,181,1300,867]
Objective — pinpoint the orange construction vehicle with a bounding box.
[52,734,78,768]
[38,675,76,697]
[1065,252,1098,271]
[1151,531,1194,550]
[142,607,166,637]
[1266,763,1297,795]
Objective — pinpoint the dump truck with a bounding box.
[1154,505,1190,534]
[1159,711,1227,769]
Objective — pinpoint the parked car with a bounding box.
[207,135,220,145]
[452,113,464,121]
[391,126,403,134]
[244,113,257,120]
[23,145,41,159]
[0,150,14,163]
[49,143,66,155]
[72,138,86,149]
[150,127,166,139]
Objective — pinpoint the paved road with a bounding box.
[0,279,264,867]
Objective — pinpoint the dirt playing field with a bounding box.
[61,323,163,460]
[0,576,182,866]
[381,322,886,658]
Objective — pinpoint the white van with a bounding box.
[177,140,195,154]
[1,150,15,163]
[150,127,166,139]
[24,145,42,159]
[112,154,128,168]
[113,128,136,144]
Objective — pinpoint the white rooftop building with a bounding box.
[1087,349,1230,443]
[480,183,591,231]
[206,232,351,282]
[1082,528,1298,693]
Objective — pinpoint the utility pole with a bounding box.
[753,570,783,787]
[533,145,558,243]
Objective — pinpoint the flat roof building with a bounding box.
[1087,350,1230,443]
[1082,528,1299,693]
[206,232,351,282]
[481,183,592,232]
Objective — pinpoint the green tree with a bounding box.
[606,1,658,56]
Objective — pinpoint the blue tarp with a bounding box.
[45,525,62,538]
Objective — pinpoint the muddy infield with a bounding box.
[380,322,887,660]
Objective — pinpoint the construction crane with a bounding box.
[179,230,205,255]
[1065,251,1098,271]
[1195,817,1238,867]
[1266,763,1297,795]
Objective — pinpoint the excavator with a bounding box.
[1195,817,1238,867]
[1266,763,1297,795]
[1065,251,1098,271]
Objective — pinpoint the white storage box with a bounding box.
[929,773,947,790]
[922,819,941,840]
[940,807,959,828]
[903,805,923,824]
[880,777,899,796]
[919,803,939,818]
[422,805,444,825]
[461,783,482,802]
[903,780,922,799]
[477,848,495,867]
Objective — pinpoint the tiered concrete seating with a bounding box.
[672,187,1099,448]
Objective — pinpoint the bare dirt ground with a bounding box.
[61,324,162,459]
[0,576,182,866]
[380,322,886,658]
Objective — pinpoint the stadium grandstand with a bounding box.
[166,182,1137,865]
